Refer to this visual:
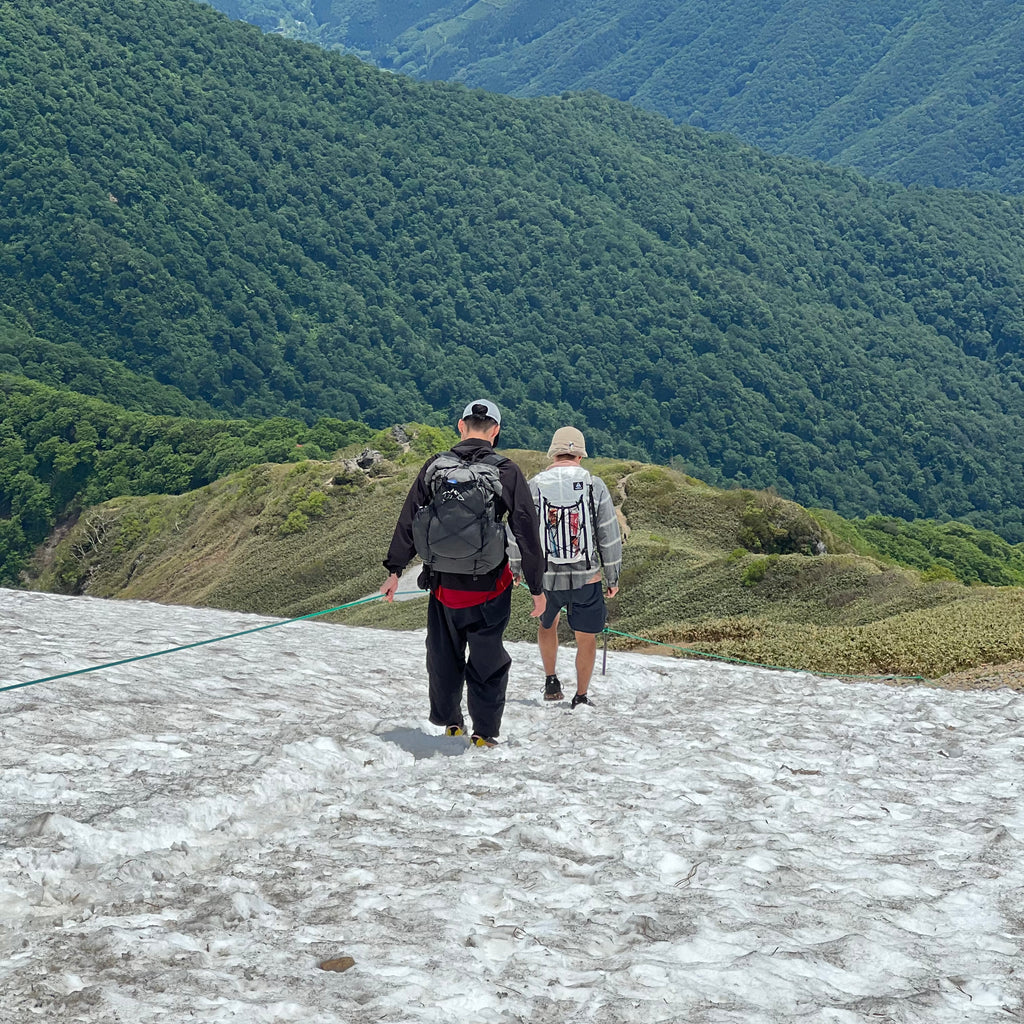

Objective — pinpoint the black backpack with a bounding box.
[412,452,508,576]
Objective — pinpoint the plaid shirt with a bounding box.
[508,466,622,591]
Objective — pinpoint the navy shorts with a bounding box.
[540,582,607,634]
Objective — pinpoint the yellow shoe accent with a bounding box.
[471,734,498,748]
[445,725,464,737]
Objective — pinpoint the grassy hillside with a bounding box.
[0,374,372,583]
[207,0,1024,194]
[6,0,1024,540]
[27,428,1024,680]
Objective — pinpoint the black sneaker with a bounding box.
[544,675,564,701]
[570,692,593,708]
[444,724,465,737]
[471,734,498,748]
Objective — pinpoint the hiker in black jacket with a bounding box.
[381,400,546,747]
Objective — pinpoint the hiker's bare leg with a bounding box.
[574,631,598,694]
[538,615,560,676]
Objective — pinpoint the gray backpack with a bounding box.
[412,452,508,576]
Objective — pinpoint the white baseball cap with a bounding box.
[461,399,501,425]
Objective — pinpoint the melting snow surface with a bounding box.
[1,588,1023,1022]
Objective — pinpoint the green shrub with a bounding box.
[279,509,310,535]
[741,555,777,587]
[737,494,824,555]
[921,563,959,583]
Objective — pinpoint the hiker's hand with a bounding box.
[607,585,619,599]
[529,593,546,618]
[381,574,400,603]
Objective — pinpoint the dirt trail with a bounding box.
[613,472,636,542]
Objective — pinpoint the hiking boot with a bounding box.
[444,724,465,737]
[544,674,564,701]
[471,734,498,748]
[570,692,593,708]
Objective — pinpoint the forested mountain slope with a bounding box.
[5,0,1024,541]
[207,0,1024,193]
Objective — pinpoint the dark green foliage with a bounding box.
[6,0,1024,545]
[215,0,1024,194]
[846,516,1024,588]
[0,323,205,415]
[733,493,824,556]
[0,374,372,582]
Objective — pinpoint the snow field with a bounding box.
[1,588,1022,1022]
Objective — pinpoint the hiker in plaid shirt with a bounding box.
[510,427,622,707]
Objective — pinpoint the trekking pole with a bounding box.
[601,629,608,676]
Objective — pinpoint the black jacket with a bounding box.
[384,439,545,595]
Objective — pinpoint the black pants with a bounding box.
[425,586,513,738]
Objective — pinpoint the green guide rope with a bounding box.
[1,593,391,694]
[3,591,929,694]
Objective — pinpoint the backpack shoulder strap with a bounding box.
[587,479,602,566]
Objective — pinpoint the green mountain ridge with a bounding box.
[0,323,205,416]
[26,424,1024,680]
[203,0,1024,194]
[8,376,1024,597]
[0,373,372,582]
[5,0,1024,545]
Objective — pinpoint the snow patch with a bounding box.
[1,588,1022,1022]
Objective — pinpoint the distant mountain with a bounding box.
[205,0,1024,193]
[5,0,1024,545]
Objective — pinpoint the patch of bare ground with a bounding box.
[23,513,79,583]
[827,663,1024,692]
[614,471,634,542]
[608,639,1024,693]
[930,660,1024,692]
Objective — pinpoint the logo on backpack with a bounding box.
[535,466,599,568]
[412,453,508,576]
